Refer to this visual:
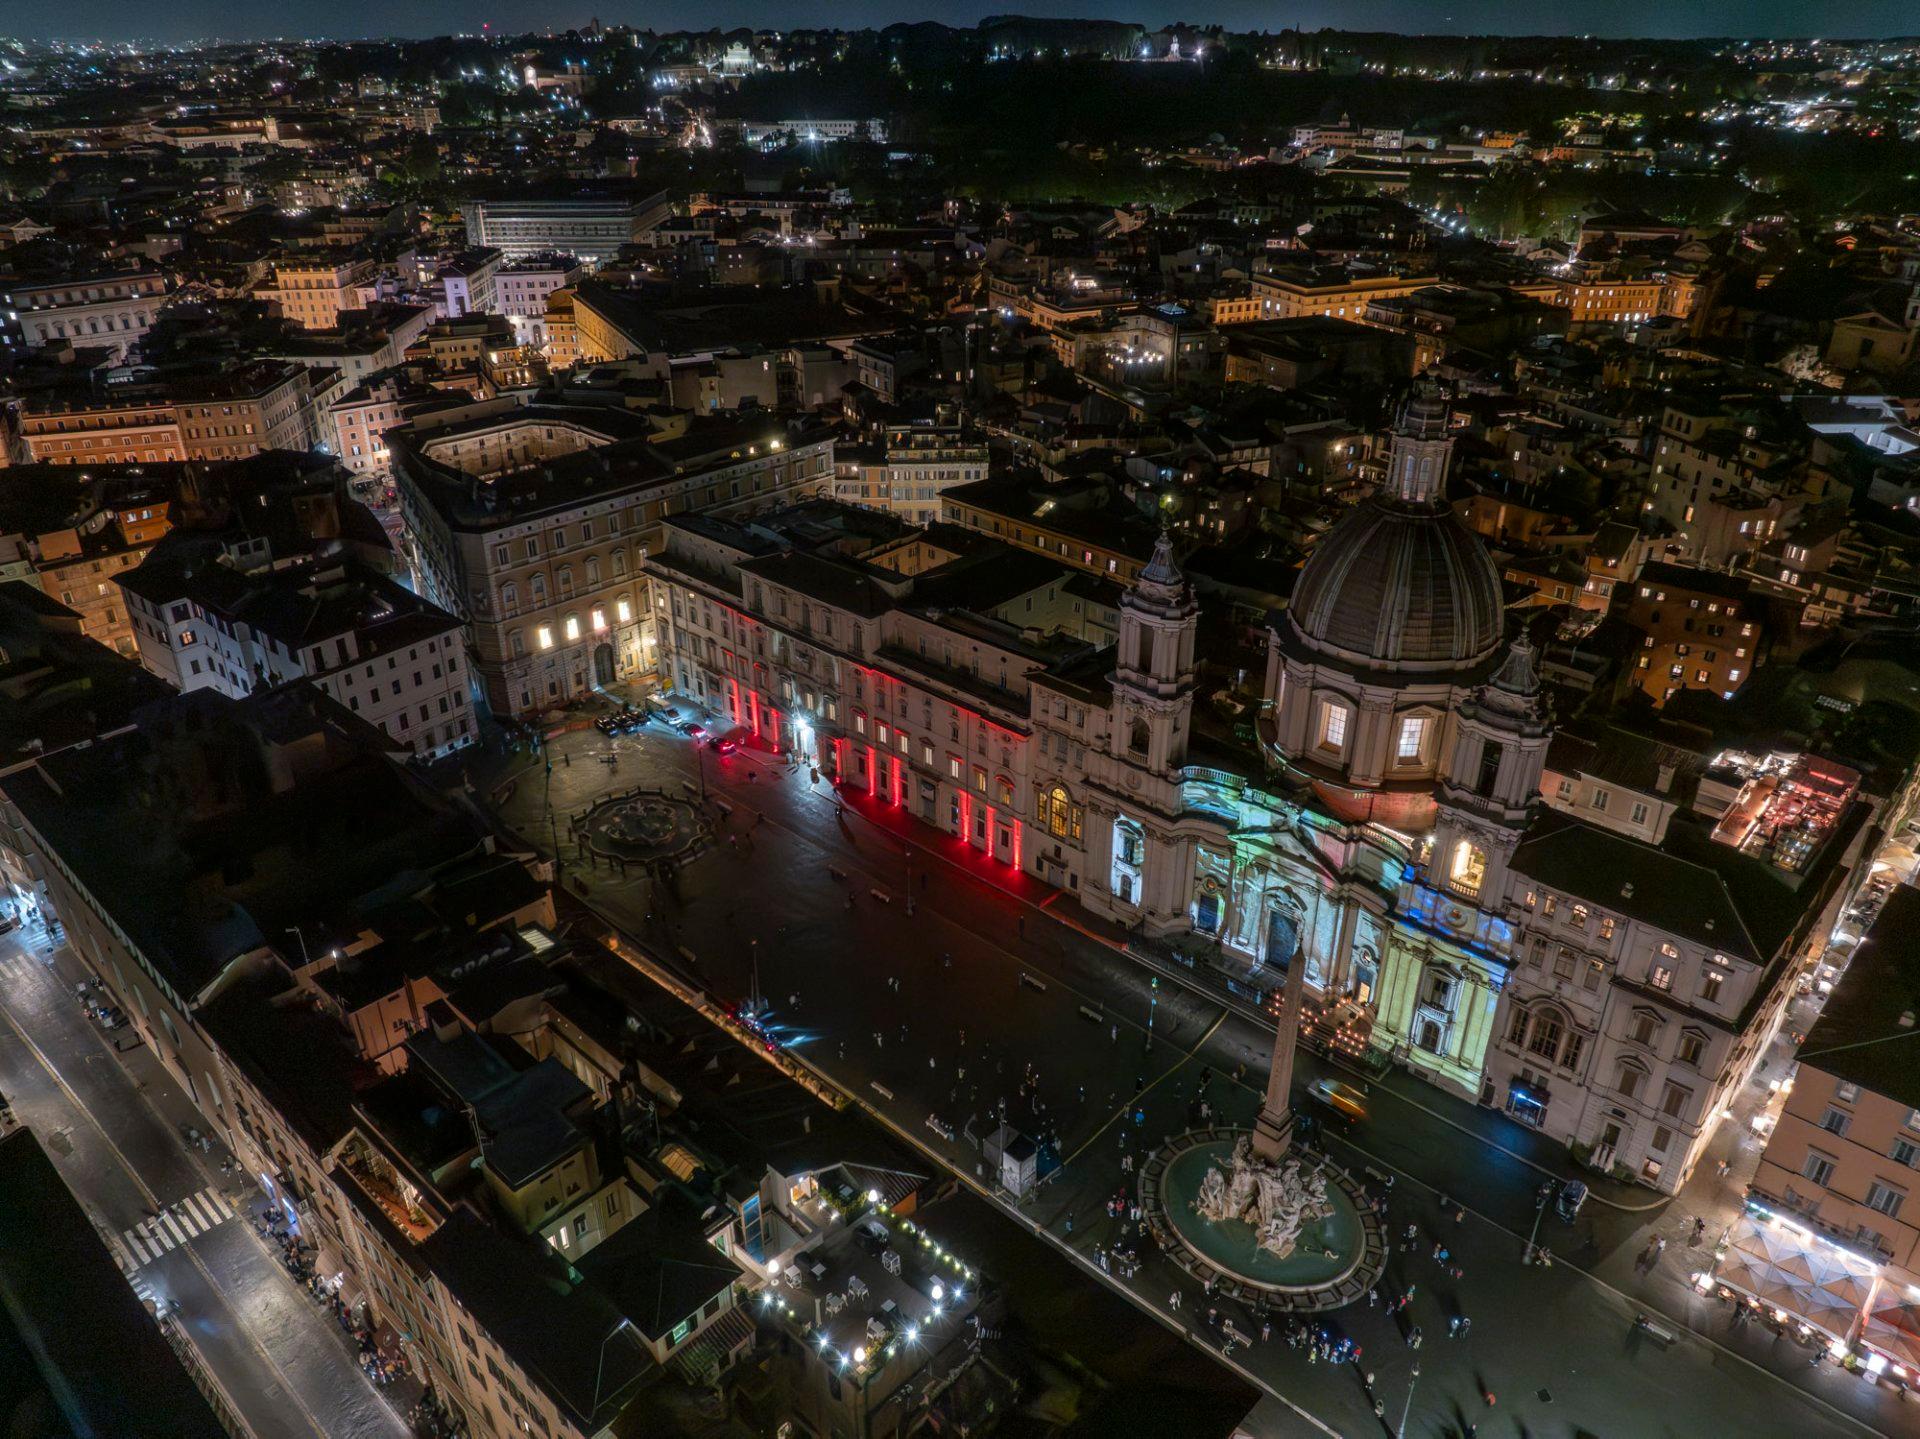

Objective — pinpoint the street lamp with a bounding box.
[1397,1362,1421,1439]
[905,846,915,916]
[1146,975,1159,1052]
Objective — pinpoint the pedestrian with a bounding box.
[1261,1320,1271,1343]
[1110,1023,1119,1043]
[1367,1287,1378,1308]
[1484,1390,1496,1408]
[1169,1291,1181,1312]
[1065,1214,1073,1234]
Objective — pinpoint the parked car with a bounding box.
[707,737,738,754]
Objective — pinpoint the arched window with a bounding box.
[530,573,547,602]
[1448,839,1486,899]
[1046,785,1072,838]
[1133,626,1153,674]
[500,582,518,613]
[612,548,626,575]
[1526,1009,1564,1063]
[586,557,601,585]
[1129,718,1151,756]
[558,565,575,596]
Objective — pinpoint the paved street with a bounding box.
[0,933,410,1439]
[485,709,1915,1437]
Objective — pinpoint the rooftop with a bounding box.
[1798,885,1920,1109]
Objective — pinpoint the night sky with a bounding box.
[10,1,1920,44]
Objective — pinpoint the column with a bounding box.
[1253,939,1306,1162]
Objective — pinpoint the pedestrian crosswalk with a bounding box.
[118,1186,235,1265]
[0,952,49,983]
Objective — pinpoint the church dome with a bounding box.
[1286,498,1505,672]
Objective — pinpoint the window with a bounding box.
[1617,1062,1645,1101]
[1866,1182,1906,1219]
[1570,904,1589,930]
[1318,702,1348,751]
[1591,788,1610,813]
[1629,1011,1658,1046]
[1818,1107,1851,1137]
[1396,715,1428,762]
[1660,1082,1689,1118]
[536,625,554,650]
[1527,1012,1563,1061]
[1837,1082,1860,1103]
[1598,916,1616,942]
[1891,1138,1918,1168]
[564,615,581,642]
[1448,840,1486,899]
[1629,801,1649,826]
[1561,1032,1585,1071]
[1677,1031,1705,1068]
[1649,965,1673,992]
[1802,1152,1836,1187]
[1584,958,1605,991]
[1700,969,1724,1003]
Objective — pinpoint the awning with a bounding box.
[1715,1215,1877,1345]
[1861,1292,1920,1374]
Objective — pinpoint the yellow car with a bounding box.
[1308,1078,1369,1123]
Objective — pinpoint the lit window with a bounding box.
[564,615,581,642]
[1319,702,1348,750]
[616,599,632,623]
[1396,715,1428,761]
[537,625,554,650]
[1650,965,1674,991]
[591,607,607,633]
[1449,840,1486,899]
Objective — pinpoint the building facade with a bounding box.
[394,405,835,717]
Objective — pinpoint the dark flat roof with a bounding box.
[0,1129,229,1439]
[1799,885,1920,1108]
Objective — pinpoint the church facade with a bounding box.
[650,383,1853,1196]
[1026,384,1837,1196]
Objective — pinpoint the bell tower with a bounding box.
[1110,529,1199,776]
[1430,634,1552,906]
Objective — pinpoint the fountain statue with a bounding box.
[1191,1134,1334,1262]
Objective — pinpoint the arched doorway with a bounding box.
[593,643,615,687]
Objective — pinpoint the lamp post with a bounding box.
[1397,1363,1421,1439]
[905,845,915,917]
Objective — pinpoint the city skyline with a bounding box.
[10,2,1920,44]
[3,17,1920,1439]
